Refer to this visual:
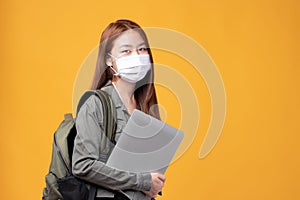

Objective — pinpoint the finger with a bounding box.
[157,174,166,182]
[151,192,157,198]
[157,179,164,190]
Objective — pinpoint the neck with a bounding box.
[112,79,137,112]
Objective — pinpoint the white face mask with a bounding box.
[110,54,151,83]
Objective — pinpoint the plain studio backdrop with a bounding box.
[0,0,299,199]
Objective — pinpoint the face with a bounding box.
[106,29,149,68]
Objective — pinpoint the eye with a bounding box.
[121,49,131,54]
[138,47,148,54]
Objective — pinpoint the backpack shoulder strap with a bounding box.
[76,90,117,154]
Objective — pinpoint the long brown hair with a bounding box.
[91,19,160,119]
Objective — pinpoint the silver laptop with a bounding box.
[106,109,184,174]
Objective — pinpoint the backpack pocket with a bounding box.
[43,172,63,200]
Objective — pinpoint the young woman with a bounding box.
[72,20,166,200]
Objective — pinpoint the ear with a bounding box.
[106,56,113,66]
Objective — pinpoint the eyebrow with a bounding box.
[119,42,146,48]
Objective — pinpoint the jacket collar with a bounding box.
[101,84,128,112]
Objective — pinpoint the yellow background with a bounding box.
[1,0,299,199]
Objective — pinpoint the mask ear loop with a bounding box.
[107,53,120,76]
[110,66,119,76]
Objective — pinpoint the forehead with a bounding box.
[112,29,145,49]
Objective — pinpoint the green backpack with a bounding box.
[42,90,116,200]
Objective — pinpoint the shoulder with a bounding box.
[80,94,103,110]
[101,84,114,96]
[76,93,104,122]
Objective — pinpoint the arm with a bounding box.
[72,95,152,191]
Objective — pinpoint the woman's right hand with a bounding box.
[143,173,166,198]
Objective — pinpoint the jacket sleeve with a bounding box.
[72,95,152,191]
